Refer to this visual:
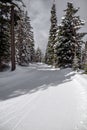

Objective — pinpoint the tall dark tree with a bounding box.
[0,0,24,70]
[0,1,10,67]
[56,2,86,68]
[45,1,58,66]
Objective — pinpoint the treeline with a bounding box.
[0,1,87,72]
[0,0,43,71]
[45,2,87,72]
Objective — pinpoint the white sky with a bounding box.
[23,0,87,53]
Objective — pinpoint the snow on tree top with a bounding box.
[61,17,65,20]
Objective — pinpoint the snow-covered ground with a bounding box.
[0,63,87,130]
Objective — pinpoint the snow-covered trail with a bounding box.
[0,63,87,130]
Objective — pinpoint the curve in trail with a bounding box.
[12,79,87,130]
[0,64,87,130]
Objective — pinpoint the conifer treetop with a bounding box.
[57,2,86,68]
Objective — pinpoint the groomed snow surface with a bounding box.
[0,63,87,130]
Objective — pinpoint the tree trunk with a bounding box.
[11,5,16,71]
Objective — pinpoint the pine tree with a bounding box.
[45,1,58,66]
[35,47,43,62]
[15,11,35,66]
[56,2,86,68]
[0,1,10,67]
[25,11,35,63]
[0,0,24,70]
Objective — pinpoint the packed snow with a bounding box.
[0,63,87,130]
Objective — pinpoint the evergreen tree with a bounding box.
[56,2,86,68]
[0,1,10,66]
[25,11,35,63]
[35,47,43,62]
[15,11,35,66]
[45,1,58,66]
[0,0,23,70]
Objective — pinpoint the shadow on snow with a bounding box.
[0,65,76,101]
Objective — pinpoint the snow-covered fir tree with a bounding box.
[0,0,23,70]
[35,47,43,62]
[15,11,28,66]
[56,2,86,68]
[15,11,35,66]
[0,1,10,67]
[24,11,35,63]
[45,1,58,66]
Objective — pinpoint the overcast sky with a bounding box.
[23,0,87,53]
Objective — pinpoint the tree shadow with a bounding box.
[0,67,76,101]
